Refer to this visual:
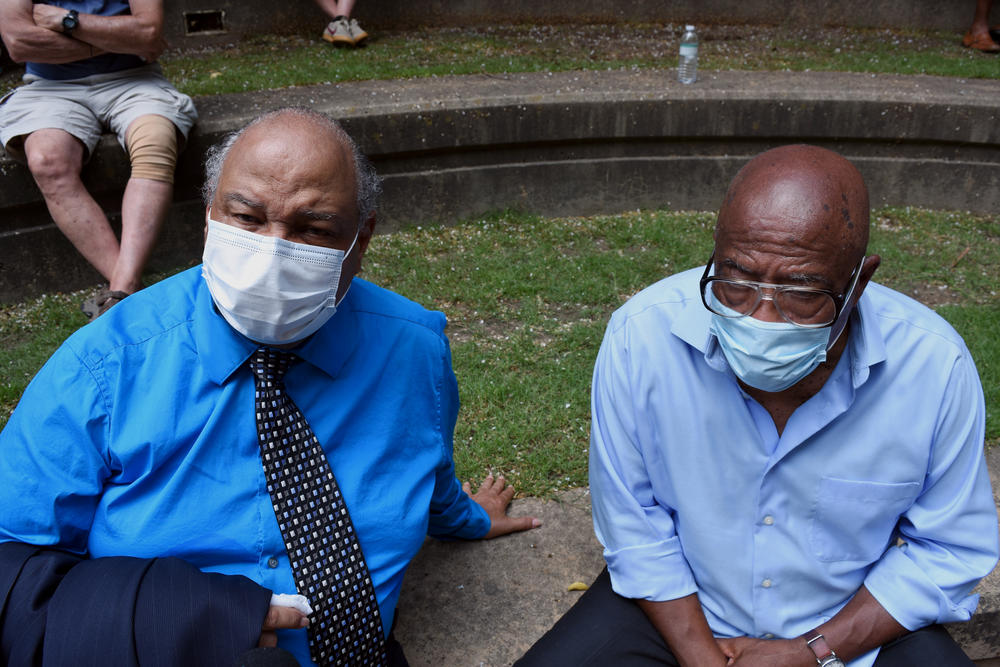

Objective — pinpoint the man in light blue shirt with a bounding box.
[0,108,539,666]
[519,145,998,667]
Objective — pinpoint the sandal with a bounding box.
[81,286,131,322]
[962,30,1000,53]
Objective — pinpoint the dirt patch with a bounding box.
[900,283,963,308]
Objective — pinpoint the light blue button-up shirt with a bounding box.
[0,267,490,666]
[590,267,999,666]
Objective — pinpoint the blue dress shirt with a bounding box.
[0,267,490,666]
[590,267,999,667]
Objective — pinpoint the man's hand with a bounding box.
[258,605,309,647]
[463,474,541,539]
[31,3,66,32]
[716,636,814,667]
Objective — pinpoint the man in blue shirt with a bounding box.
[518,145,998,666]
[0,0,198,319]
[0,108,539,666]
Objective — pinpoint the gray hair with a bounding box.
[201,108,382,227]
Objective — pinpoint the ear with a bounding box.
[203,205,211,244]
[849,254,881,310]
[356,211,377,256]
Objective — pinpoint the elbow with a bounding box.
[1,35,28,63]
[138,21,163,46]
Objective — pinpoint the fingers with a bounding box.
[484,514,542,539]
[259,630,277,648]
[511,515,542,531]
[262,605,309,631]
[499,481,515,503]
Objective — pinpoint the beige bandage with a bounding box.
[124,114,179,184]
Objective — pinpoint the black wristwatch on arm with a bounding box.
[804,631,846,667]
[61,9,79,34]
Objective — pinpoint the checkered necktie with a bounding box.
[250,347,387,666]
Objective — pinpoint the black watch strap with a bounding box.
[62,9,79,34]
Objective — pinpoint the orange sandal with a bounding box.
[962,30,1000,53]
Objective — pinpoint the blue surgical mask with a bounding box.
[709,297,829,393]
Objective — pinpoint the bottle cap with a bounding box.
[686,25,695,30]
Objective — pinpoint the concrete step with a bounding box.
[3,69,1000,302]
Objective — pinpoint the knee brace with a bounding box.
[125,114,179,184]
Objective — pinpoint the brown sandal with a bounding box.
[962,30,1000,53]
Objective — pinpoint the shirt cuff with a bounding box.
[864,545,979,631]
[605,538,697,601]
[428,495,491,540]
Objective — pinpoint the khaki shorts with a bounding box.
[0,64,198,162]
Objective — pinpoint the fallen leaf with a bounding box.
[567,581,589,591]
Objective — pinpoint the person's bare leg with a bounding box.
[971,0,994,36]
[24,129,120,281]
[315,0,344,18]
[111,176,172,294]
[337,0,356,17]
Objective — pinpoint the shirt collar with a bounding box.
[671,294,714,352]
[846,289,886,388]
[670,283,888,385]
[193,269,361,385]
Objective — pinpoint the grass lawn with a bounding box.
[1,206,997,496]
[2,22,999,97]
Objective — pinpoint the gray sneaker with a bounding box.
[349,18,369,46]
[322,18,354,45]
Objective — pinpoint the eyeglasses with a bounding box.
[699,252,864,328]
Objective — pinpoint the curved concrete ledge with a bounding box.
[2,69,1000,301]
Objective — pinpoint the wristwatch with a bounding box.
[61,9,79,34]
[804,631,846,667]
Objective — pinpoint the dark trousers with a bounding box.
[515,568,973,666]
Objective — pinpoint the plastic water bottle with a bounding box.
[678,24,699,84]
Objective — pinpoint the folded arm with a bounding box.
[0,0,164,64]
[0,0,95,64]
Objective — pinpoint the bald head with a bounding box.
[717,145,869,263]
[202,107,381,226]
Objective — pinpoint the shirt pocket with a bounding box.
[809,477,921,562]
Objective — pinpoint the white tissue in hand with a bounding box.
[270,593,313,616]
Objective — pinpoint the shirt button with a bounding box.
[267,557,279,568]
[763,515,775,525]
[761,578,772,588]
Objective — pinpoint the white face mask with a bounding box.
[201,216,359,345]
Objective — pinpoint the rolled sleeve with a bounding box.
[590,319,697,601]
[864,352,999,629]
